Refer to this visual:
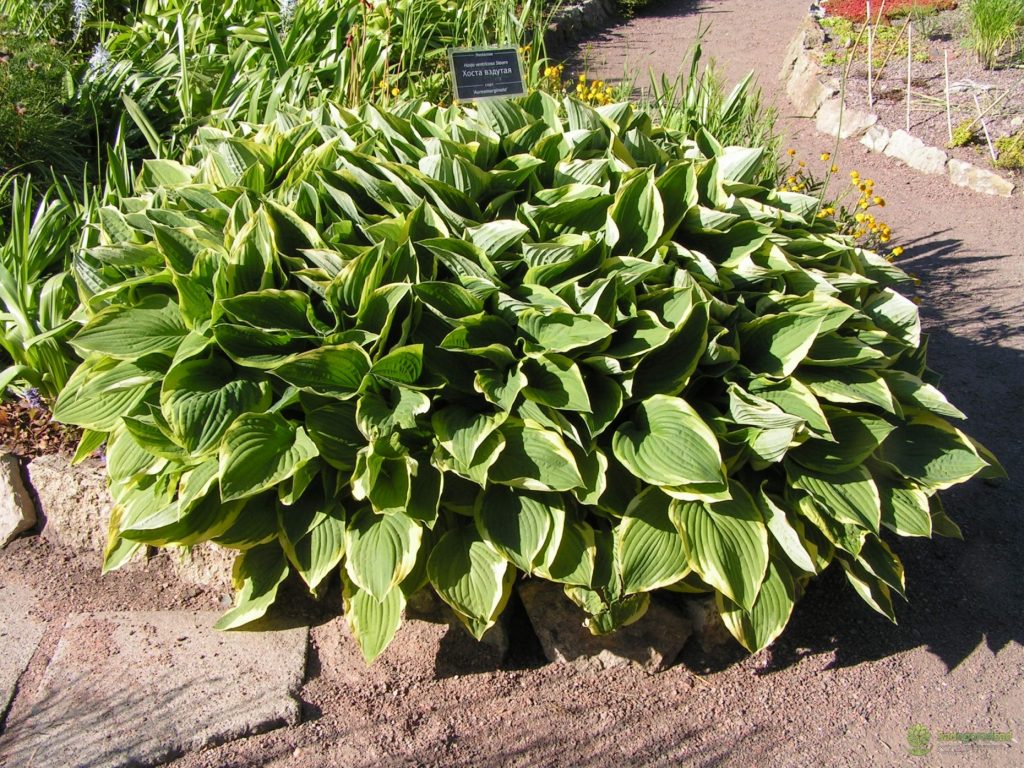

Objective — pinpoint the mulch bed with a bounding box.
[0,397,81,458]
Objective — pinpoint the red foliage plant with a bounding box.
[824,0,957,22]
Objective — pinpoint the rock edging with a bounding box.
[544,0,621,55]
[779,16,1016,198]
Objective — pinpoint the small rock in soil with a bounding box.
[0,454,35,547]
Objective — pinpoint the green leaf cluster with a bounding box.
[54,94,998,661]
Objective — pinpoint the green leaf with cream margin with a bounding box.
[718,560,796,652]
[214,543,289,629]
[674,482,769,611]
[612,395,726,492]
[427,525,513,639]
[344,510,422,602]
[344,577,405,663]
[219,412,319,501]
[615,487,690,594]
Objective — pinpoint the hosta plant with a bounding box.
[54,96,999,661]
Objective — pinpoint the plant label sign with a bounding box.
[448,47,525,101]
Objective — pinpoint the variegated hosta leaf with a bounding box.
[612,395,725,491]
[615,487,690,594]
[219,412,319,501]
[343,578,405,664]
[718,560,796,652]
[344,509,421,602]
[427,525,513,639]
[674,482,769,612]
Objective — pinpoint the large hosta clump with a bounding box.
[54,95,998,660]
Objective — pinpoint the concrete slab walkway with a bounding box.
[0,611,307,768]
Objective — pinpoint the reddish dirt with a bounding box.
[1,1,1021,766]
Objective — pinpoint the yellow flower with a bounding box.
[830,165,839,173]
[391,87,400,97]
[873,196,885,206]
[850,170,860,179]
[891,246,904,256]
[820,152,831,161]
[798,161,806,168]
[787,148,797,156]
[854,212,866,222]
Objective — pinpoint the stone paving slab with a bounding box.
[0,584,47,721]
[0,611,308,768]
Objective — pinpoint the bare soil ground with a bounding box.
[2,1,1022,766]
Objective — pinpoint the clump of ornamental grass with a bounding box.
[53,96,1000,662]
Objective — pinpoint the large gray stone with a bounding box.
[684,595,737,654]
[164,542,237,596]
[815,98,877,139]
[27,455,112,556]
[947,158,1015,197]
[785,50,837,117]
[0,454,36,547]
[884,129,949,175]
[518,580,691,672]
[0,611,307,767]
[0,584,47,719]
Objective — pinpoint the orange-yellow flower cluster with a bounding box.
[782,150,900,258]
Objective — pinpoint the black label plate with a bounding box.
[449,47,526,102]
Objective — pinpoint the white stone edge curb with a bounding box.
[778,16,1016,198]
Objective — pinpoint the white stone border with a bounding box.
[778,17,1016,198]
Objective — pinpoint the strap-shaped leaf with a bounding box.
[344,509,421,602]
[674,482,769,611]
[612,395,725,489]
